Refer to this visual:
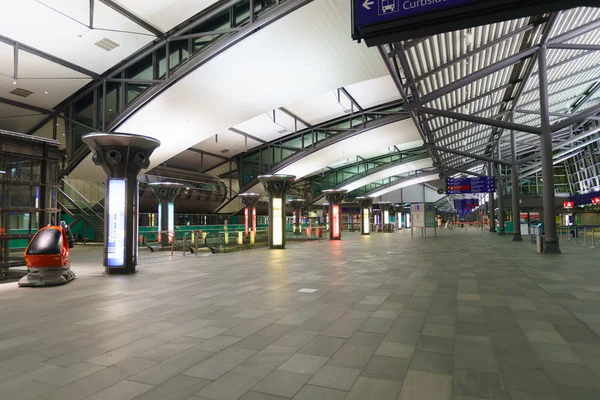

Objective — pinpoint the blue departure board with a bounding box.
[447,177,495,194]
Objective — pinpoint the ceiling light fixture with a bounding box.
[44,91,49,95]
[12,81,17,85]
[464,31,474,46]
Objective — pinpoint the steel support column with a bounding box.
[488,162,496,233]
[510,116,522,241]
[496,145,506,235]
[538,46,560,254]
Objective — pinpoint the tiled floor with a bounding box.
[1,228,600,400]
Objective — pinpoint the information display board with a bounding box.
[410,203,425,228]
[352,0,594,45]
[424,203,436,228]
[447,177,495,194]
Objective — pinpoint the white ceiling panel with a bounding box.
[113,0,220,33]
[344,75,401,109]
[286,90,353,127]
[232,109,307,143]
[40,0,151,34]
[0,43,91,111]
[340,158,434,192]
[276,119,421,179]
[192,130,262,157]
[0,103,47,134]
[74,0,387,181]
[0,0,155,74]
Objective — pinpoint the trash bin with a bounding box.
[536,235,544,253]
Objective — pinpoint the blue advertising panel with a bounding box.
[354,0,480,28]
[447,177,495,194]
[107,179,126,267]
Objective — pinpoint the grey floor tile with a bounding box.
[130,350,214,385]
[554,325,600,345]
[422,323,456,338]
[555,384,600,400]
[361,355,409,382]
[321,318,364,338]
[277,353,328,375]
[410,350,454,375]
[86,379,154,400]
[417,335,454,354]
[135,375,212,400]
[498,365,559,396]
[345,376,402,400]
[542,361,600,389]
[346,331,385,348]
[298,335,345,357]
[308,365,361,391]
[375,341,415,358]
[183,347,257,380]
[525,330,568,345]
[454,335,497,373]
[327,344,375,369]
[399,370,452,400]
[239,392,287,400]
[231,345,297,379]
[251,370,311,398]
[531,343,583,364]
[272,330,319,349]
[196,372,262,400]
[358,317,395,334]
[234,335,279,351]
[506,390,560,400]
[291,384,347,400]
[453,369,504,400]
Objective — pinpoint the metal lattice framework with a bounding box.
[378,8,600,189]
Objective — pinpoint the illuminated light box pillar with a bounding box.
[239,192,261,244]
[289,199,306,235]
[355,196,373,236]
[322,189,347,240]
[149,182,184,247]
[379,202,391,232]
[258,175,296,249]
[83,132,160,275]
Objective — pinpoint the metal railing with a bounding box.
[557,225,600,249]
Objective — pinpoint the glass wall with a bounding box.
[0,133,60,271]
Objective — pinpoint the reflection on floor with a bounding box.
[1,228,600,400]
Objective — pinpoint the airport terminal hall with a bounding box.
[3,0,600,399]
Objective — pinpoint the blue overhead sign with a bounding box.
[447,176,495,194]
[351,0,594,46]
[354,0,481,28]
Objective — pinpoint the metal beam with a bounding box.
[424,144,512,166]
[228,127,266,144]
[420,46,538,105]
[0,34,99,78]
[0,97,52,114]
[413,106,541,135]
[547,43,600,51]
[186,147,230,161]
[551,103,600,133]
[98,0,165,38]
[441,166,487,178]
[278,107,312,129]
[339,87,364,112]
